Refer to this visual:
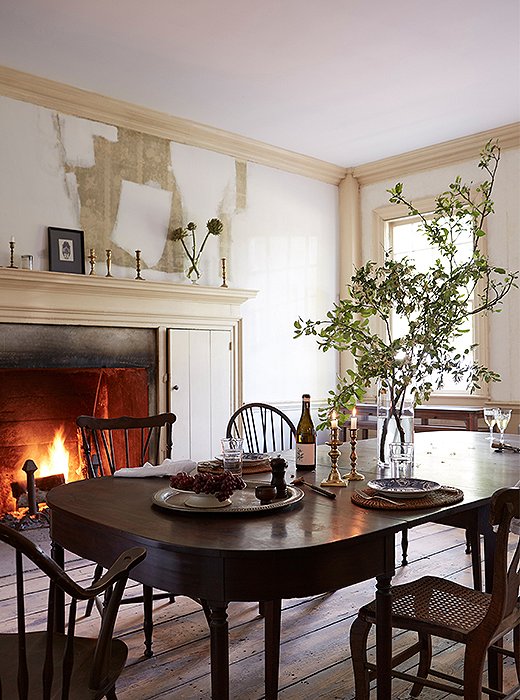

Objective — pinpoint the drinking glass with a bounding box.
[495,409,511,445]
[220,437,244,476]
[389,442,414,479]
[483,407,497,442]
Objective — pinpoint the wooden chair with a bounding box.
[349,486,520,699]
[0,521,145,700]
[226,402,296,453]
[76,413,177,658]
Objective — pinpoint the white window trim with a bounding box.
[372,197,490,403]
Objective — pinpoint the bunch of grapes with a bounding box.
[170,471,246,502]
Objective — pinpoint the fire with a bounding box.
[38,427,70,481]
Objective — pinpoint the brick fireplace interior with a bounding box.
[0,323,157,514]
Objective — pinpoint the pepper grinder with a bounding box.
[270,456,288,499]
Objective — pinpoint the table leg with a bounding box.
[50,540,65,633]
[263,599,282,700]
[375,573,393,699]
[479,504,494,593]
[207,600,230,700]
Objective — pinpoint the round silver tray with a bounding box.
[152,482,304,515]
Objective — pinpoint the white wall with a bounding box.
[0,95,339,418]
[359,147,520,403]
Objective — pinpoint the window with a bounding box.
[374,198,488,399]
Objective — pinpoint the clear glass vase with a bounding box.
[376,381,414,468]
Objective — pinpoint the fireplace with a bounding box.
[0,323,157,514]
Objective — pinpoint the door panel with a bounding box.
[168,328,232,461]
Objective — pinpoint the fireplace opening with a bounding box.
[0,323,158,517]
[0,367,149,515]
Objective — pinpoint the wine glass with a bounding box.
[495,409,511,445]
[483,407,497,442]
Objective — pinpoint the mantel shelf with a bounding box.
[0,269,257,328]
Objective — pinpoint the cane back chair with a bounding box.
[0,521,145,699]
[76,413,176,658]
[350,486,520,699]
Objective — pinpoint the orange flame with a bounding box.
[38,427,70,481]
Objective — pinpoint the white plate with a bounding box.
[366,478,441,499]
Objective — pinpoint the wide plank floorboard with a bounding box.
[0,521,518,698]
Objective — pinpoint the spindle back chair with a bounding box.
[0,522,145,699]
[226,403,296,453]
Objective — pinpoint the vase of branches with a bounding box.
[295,141,518,459]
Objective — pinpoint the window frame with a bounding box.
[372,197,490,402]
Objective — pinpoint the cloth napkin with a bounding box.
[113,458,196,478]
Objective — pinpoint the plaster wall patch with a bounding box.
[58,114,118,168]
[112,180,172,267]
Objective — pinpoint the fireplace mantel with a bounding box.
[0,269,257,328]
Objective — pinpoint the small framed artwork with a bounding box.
[48,227,85,274]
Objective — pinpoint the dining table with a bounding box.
[46,431,520,699]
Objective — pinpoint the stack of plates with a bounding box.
[366,478,441,499]
[199,453,272,475]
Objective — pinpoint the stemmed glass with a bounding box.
[495,408,511,445]
[483,407,497,442]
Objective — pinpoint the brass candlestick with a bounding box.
[8,240,17,268]
[321,427,346,487]
[88,248,96,275]
[220,257,228,287]
[105,249,113,277]
[343,428,364,481]
[135,250,144,280]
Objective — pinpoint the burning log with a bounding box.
[4,461,66,530]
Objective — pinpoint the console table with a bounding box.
[347,403,482,439]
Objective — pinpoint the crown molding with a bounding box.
[351,122,520,185]
[0,65,345,186]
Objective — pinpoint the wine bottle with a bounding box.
[295,393,316,470]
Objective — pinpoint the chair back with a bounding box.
[226,403,296,453]
[76,413,176,477]
[0,522,145,698]
[481,487,520,637]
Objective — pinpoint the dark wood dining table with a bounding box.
[46,431,520,699]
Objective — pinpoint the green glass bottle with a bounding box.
[295,393,316,470]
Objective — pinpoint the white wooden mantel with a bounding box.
[0,269,257,329]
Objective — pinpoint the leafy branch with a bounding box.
[295,141,518,430]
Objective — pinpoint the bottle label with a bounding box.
[295,443,316,469]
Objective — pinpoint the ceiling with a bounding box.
[0,0,518,167]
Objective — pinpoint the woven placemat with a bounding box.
[351,486,464,510]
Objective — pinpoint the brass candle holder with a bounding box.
[8,240,17,268]
[220,257,228,288]
[135,250,144,280]
[88,248,96,275]
[105,249,113,277]
[321,427,346,487]
[343,428,364,481]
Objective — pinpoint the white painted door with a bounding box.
[168,328,233,461]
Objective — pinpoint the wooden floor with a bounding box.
[0,523,518,699]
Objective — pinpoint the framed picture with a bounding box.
[48,227,85,274]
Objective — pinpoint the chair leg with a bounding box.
[514,624,520,680]
[349,615,372,700]
[467,528,482,591]
[462,645,486,700]
[143,584,154,658]
[85,563,104,616]
[410,632,432,698]
[401,528,409,566]
[488,638,503,700]
[263,599,282,700]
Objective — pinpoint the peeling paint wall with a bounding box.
[0,95,339,406]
